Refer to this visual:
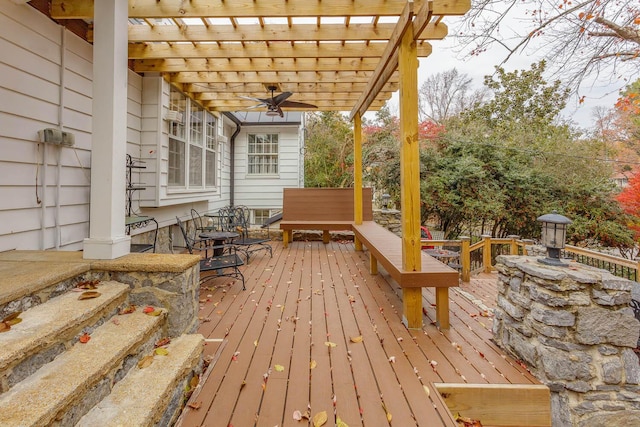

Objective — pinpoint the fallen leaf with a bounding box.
[5,317,22,327]
[138,355,154,369]
[119,304,136,315]
[142,306,155,313]
[336,417,349,427]
[2,312,22,323]
[324,341,337,348]
[430,360,438,372]
[312,411,328,427]
[310,360,317,369]
[187,401,201,410]
[423,385,430,397]
[0,322,11,333]
[293,410,303,421]
[155,347,169,356]
[454,412,484,426]
[79,332,91,343]
[254,340,258,347]
[76,280,100,289]
[78,291,101,300]
[274,364,285,372]
[155,337,171,348]
[350,335,363,343]
[388,356,396,363]
[146,309,163,316]
[191,375,199,389]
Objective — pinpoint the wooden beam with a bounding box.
[168,71,396,84]
[208,101,387,112]
[132,57,385,73]
[183,82,400,93]
[128,41,433,59]
[434,383,552,427]
[349,1,414,120]
[126,23,447,43]
[195,92,391,101]
[52,0,470,19]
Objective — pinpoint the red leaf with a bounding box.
[79,332,91,343]
[142,306,155,314]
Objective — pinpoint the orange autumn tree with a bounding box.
[617,172,640,241]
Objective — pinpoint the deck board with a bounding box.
[179,240,540,427]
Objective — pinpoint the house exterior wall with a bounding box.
[233,124,303,211]
[0,2,304,252]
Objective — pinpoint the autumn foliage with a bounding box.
[616,173,640,240]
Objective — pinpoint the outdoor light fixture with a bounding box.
[265,109,279,117]
[381,193,391,210]
[537,210,572,267]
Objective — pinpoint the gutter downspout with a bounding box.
[55,25,67,249]
[224,112,242,206]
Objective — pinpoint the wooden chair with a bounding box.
[175,216,245,289]
[218,205,273,264]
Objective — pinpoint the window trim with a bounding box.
[247,132,280,177]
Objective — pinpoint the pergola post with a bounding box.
[398,23,424,329]
[353,112,364,251]
[83,0,130,259]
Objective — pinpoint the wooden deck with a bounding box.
[179,240,540,427]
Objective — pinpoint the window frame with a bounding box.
[247,133,280,177]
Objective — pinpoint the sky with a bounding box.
[382,18,623,130]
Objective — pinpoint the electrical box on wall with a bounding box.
[38,128,75,146]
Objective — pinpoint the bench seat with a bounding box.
[352,221,459,328]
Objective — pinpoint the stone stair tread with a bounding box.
[0,281,130,371]
[76,334,204,427]
[0,307,165,427]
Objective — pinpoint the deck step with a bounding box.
[77,334,204,427]
[0,281,130,393]
[0,307,166,427]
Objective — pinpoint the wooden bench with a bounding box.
[352,221,459,329]
[280,187,372,248]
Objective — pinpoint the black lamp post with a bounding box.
[381,193,391,210]
[537,211,572,267]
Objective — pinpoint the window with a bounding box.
[168,85,219,191]
[248,133,279,175]
[252,209,272,226]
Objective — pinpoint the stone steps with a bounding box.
[0,281,130,393]
[0,280,204,427]
[76,334,204,427]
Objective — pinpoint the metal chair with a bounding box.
[175,216,245,289]
[217,205,273,264]
[191,208,217,235]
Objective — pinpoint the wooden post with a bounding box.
[398,23,423,329]
[508,235,520,255]
[353,113,363,251]
[482,235,492,274]
[460,236,471,283]
[282,230,289,248]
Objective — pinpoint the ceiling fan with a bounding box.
[240,85,317,117]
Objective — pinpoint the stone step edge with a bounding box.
[0,307,166,427]
[0,281,130,382]
[76,334,205,427]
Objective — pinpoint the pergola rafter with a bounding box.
[50,0,467,114]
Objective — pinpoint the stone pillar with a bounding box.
[493,255,640,426]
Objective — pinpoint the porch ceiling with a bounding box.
[51,0,469,117]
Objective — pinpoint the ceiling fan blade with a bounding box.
[238,95,270,106]
[279,100,318,109]
[272,91,293,106]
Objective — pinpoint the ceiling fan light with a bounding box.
[265,109,279,117]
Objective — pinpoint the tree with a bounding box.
[304,111,354,187]
[418,69,488,123]
[456,0,640,92]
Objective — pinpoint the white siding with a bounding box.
[0,2,91,251]
[234,125,302,209]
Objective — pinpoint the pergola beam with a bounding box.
[168,71,397,84]
[52,0,470,19]
[128,41,433,59]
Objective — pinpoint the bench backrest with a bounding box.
[282,188,373,221]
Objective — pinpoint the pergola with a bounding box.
[50,0,469,328]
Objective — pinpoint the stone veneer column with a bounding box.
[493,255,640,427]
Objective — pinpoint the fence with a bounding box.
[422,235,640,283]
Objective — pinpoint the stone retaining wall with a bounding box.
[493,255,640,426]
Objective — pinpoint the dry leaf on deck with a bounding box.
[79,332,91,343]
[191,375,199,389]
[146,309,163,316]
[187,401,201,410]
[310,359,317,369]
[138,355,154,369]
[455,413,483,426]
[350,336,363,343]
[0,322,10,333]
[142,306,155,314]
[274,364,285,372]
[2,312,22,323]
[324,341,337,348]
[293,410,303,421]
[78,291,101,300]
[76,280,100,289]
[336,417,349,427]
[155,337,171,348]
[312,411,328,427]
